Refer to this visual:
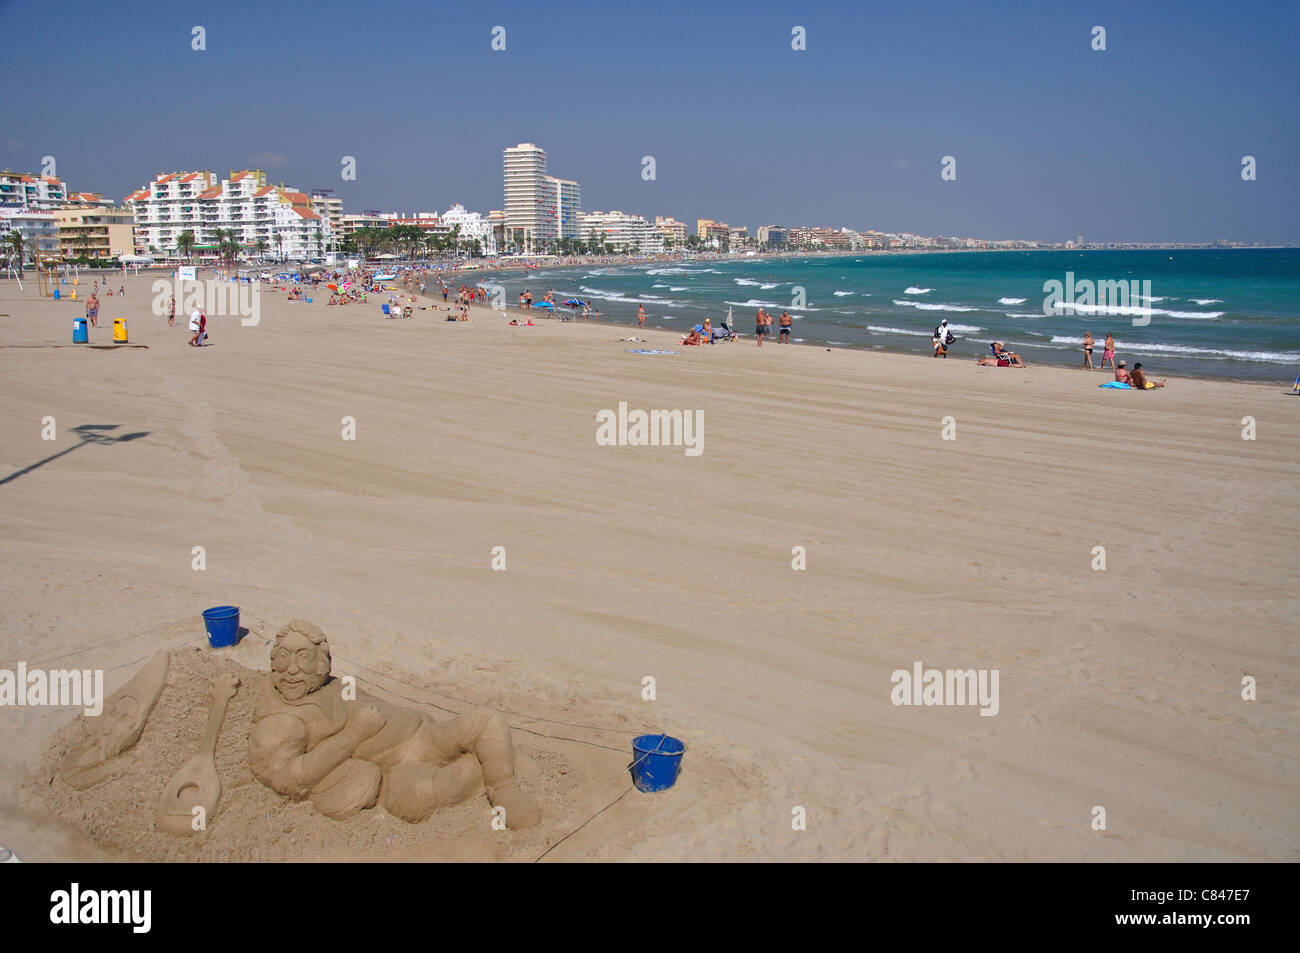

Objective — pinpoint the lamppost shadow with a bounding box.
[0,424,151,488]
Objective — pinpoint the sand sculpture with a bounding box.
[247,620,541,828]
[156,672,239,835]
[59,651,169,789]
[52,621,539,834]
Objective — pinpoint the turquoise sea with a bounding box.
[500,249,1300,382]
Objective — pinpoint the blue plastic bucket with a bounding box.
[72,318,88,343]
[202,606,240,647]
[630,734,685,792]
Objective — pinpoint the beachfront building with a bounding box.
[0,206,59,264]
[309,189,344,249]
[502,143,582,254]
[757,225,788,247]
[582,211,664,255]
[125,170,324,261]
[439,204,497,256]
[696,218,731,248]
[0,170,68,209]
[55,205,135,260]
[729,226,749,247]
[655,216,688,249]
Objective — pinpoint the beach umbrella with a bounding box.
[564,298,585,307]
[534,300,555,309]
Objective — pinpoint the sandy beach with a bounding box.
[1,272,1297,862]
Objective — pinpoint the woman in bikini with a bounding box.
[1083,331,1095,369]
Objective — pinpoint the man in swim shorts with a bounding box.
[1101,331,1116,371]
[779,311,792,343]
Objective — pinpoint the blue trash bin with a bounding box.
[72,318,88,343]
[202,606,241,647]
[630,734,686,792]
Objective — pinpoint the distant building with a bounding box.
[655,216,688,248]
[583,211,664,254]
[502,143,582,254]
[0,170,68,209]
[438,204,498,255]
[124,170,324,260]
[56,205,135,259]
[757,225,787,247]
[308,189,344,248]
[0,206,59,263]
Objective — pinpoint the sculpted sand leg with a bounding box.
[156,672,239,835]
[248,620,540,828]
[60,651,169,790]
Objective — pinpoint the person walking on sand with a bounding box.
[85,290,100,328]
[779,310,792,343]
[188,309,203,346]
[1101,331,1116,371]
[168,294,176,327]
[637,304,646,329]
[1083,330,1095,369]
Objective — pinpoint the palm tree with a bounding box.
[2,230,23,272]
[275,233,284,262]
[255,239,269,261]
[176,229,196,262]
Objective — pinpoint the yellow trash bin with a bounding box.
[70,290,77,301]
[112,318,128,343]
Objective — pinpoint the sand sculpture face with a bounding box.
[270,624,331,701]
[248,620,541,828]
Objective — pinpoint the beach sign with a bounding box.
[179,266,196,281]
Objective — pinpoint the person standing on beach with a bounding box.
[1083,331,1095,369]
[637,304,646,329]
[755,308,766,347]
[168,294,176,328]
[85,290,100,328]
[188,309,202,346]
[1101,332,1116,371]
[778,311,792,343]
[583,304,590,321]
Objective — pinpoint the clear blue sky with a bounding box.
[4,0,1297,243]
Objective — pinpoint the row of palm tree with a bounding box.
[339,225,480,261]
[173,229,282,264]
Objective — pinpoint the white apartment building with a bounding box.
[502,143,582,253]
[0,206,59,263]
[309,190,344,248]
[125,170,324,260]
[582,210,664,254]
[0,170,68,209]
[438,204,497,256]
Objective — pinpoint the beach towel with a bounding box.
[626,349,677,355]
[1099,381,1131,389]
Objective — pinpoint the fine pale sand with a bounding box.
[1,273,1297,861]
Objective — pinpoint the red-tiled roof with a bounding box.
[254,186,275,197]
[292,207,321,219]
[199,187,222,199]
[157,174,175,183]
